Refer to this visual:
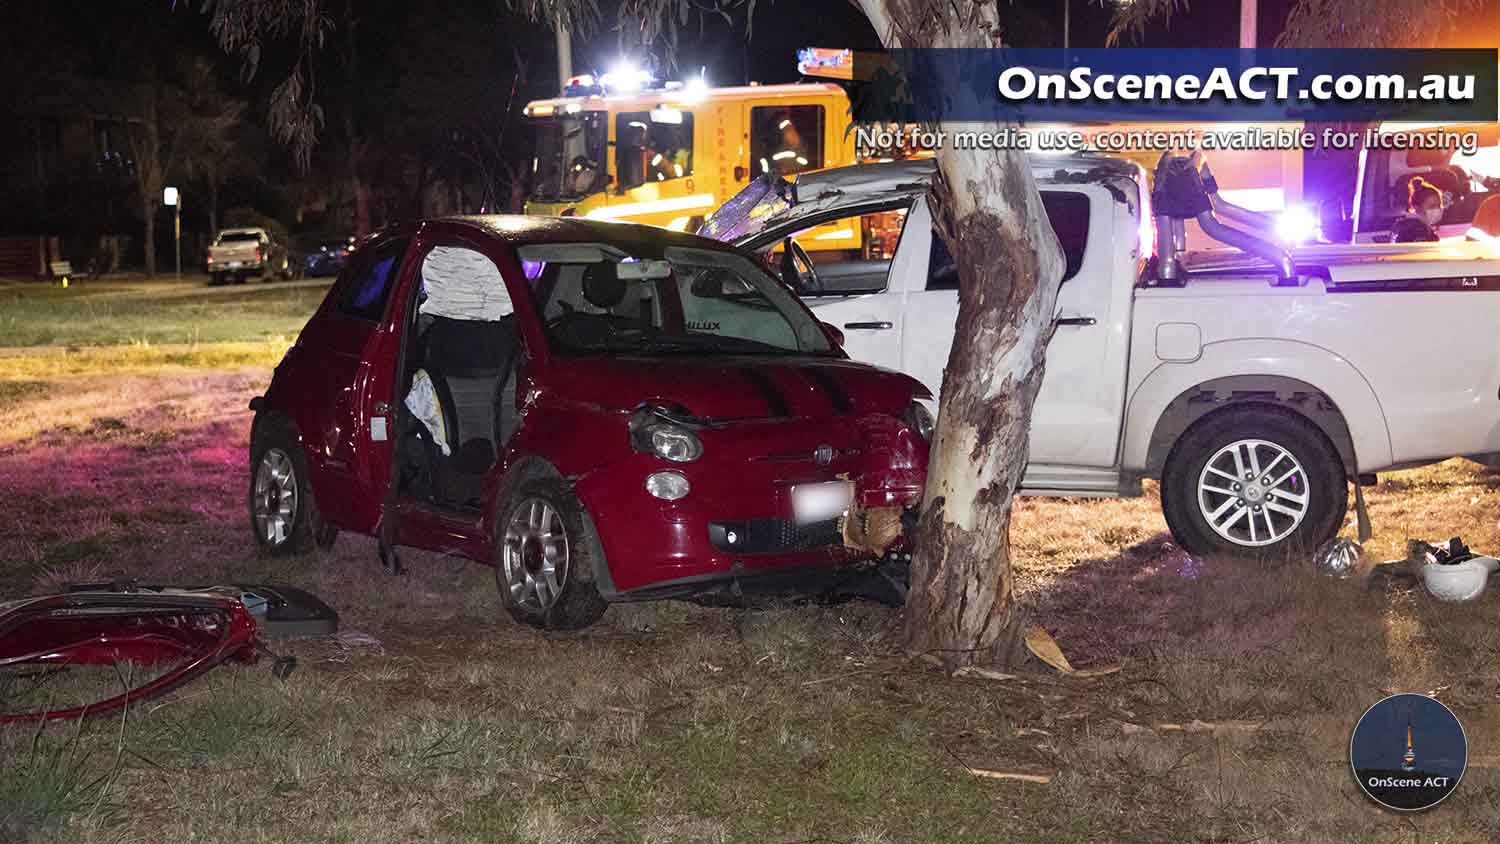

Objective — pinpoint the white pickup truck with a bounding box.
[701,154,1500,557]
[207,227,291,285]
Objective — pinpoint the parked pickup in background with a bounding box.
[702,154,1500,558]
[207,227,291,285]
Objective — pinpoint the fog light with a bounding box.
[645,471,690,500]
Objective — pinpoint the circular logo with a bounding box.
[1350,693,1467,812]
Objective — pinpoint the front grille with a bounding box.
[708,518,842,554]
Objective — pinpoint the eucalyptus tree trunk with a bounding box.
[853,0,1066,668]
[142,197,158,279]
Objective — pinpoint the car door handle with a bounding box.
[844,321,893,330]
[1053,316,1097,327]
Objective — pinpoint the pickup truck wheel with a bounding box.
[495,478,608,631]
[1162,407,1346,559]
[249,418,337,555]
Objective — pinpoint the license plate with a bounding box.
[792,481,854,524]
[227,261,242,268]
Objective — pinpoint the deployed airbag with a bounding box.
[404,369,451,456]
[419,246,512,321]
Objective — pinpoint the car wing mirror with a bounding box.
[820,321,844,348]
[779,238,801,291]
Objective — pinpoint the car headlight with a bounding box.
[629,407,704,462]
[904,401,935,442]
[647,424,702,462]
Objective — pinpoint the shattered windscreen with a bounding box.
[696,174,794,243]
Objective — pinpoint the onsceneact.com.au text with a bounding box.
[997,66,1478,104]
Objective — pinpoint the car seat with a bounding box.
[583,260,627,309]
[408,315,518,507]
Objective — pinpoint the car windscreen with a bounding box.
[216,233,260,243]
[518,242,834,357]
[529,113,607,202]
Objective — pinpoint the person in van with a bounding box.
[1391,177,1443,243]
[768,112,811,177]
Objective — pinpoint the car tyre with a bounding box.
[249,416,337,555]
[1162,406,1347,560]
[209,272,223,287]
[495,477,609,631]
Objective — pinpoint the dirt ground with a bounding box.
[4,362,1500,843]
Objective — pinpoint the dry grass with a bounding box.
[0,278,327,349]
[4,362,1500,842]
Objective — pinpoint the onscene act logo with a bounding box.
[1350,693,1467,812]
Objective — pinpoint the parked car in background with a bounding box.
[301,236,356,277]
[704,155,1500,559]
[207,227,291,285]
[247,216,930,629]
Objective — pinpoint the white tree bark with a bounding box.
[852,0,1066,665]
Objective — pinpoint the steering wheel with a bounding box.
[777,237,822,294]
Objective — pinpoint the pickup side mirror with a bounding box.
[820,321,844,348]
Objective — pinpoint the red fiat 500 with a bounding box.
[248,216,930,629]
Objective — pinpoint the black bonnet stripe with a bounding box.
[803,367,852,415]
[739,368,790,417]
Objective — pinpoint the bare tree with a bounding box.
[127,58,248,278]
[126,81,180,279]
[178,59,250,237]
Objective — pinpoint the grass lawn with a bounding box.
[0,278,328,349]
[3,312,1500,840]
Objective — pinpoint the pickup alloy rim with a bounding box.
[502,498,570,612]
[1197,438,1309,547]
[253,448,299,546]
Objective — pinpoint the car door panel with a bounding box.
[892,198,956,399]
[1026,189,1129,469]
[881,191,1133,473]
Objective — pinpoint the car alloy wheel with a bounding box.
[252,448,300,547]
[501,497,571,612]
[1196,438,1310,547]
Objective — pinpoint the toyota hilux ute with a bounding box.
[207,227,290,285]
[701,154,1500,558]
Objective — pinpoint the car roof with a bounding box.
[706,154,1138,246]
[785,154,1138,203]
[434,214,751,256]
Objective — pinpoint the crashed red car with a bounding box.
[248,216,930,629]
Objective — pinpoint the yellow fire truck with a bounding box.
[522,74,859,246]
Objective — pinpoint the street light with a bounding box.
[162,186,181,280]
